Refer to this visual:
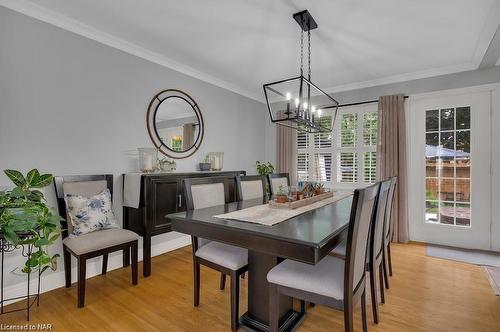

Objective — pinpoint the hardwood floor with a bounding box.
[1,243,499,331]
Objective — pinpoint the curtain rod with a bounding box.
[334,95,409,108]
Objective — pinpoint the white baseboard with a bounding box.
[2,235,191,305]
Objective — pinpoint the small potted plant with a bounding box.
[158,158,176,172]
[0,169,63,274]
[199,155,212,171]
[274,185,288,204]
[256,161,274,197]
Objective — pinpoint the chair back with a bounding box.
[53,174,113,238]
[183,177,229,210]
[384,177,397,243]
[267,173,290,196]
[183,177,229,249]
[236,175,266,201]
[344,183,380,297]
[370,179,391,264]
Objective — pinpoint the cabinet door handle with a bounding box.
[178,194,182,208]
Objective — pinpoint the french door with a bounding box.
[408,90,491,250]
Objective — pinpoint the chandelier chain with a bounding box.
[308,30,311,80]
[300,29,304,76]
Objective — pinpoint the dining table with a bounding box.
[167,194,353,332]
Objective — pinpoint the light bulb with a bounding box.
[311,106,316,113]
[285,92,291,100]
[318,109,322,117]
[294,98,299,107]
[303,102,308,109]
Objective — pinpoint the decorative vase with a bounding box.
[208,152,224,171]
[138,148,158,172]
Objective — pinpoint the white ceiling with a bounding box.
[2,0,500,101]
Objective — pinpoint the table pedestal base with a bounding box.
[240,309,305,332]
[241,251,306,332]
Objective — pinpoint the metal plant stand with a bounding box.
[0,235,41,321]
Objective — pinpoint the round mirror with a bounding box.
[146,89,204,159]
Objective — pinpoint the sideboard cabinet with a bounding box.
[123,171,245,277]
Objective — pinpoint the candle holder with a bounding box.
[138,148,158,172]
[208,152,224,171]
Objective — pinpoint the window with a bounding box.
[297,105,378,188]
[425,107,471,226]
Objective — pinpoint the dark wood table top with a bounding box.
[168,195,353,264]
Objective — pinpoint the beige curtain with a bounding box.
[182,123,195,150]
[377,95,409,243]
[276,123,297,186]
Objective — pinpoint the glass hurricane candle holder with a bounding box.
[208,152,224,171]
[138,148,158,173]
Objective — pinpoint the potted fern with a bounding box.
[0,169,63,274]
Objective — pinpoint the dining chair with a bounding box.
[382,176,397,289]
[267,183,380,332]
[267,173,290,197]
[183,177,248,332]
[330,179,392,323]
[54,174,139,308]
[235,175,267,201]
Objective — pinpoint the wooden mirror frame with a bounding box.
[146,89,204,159]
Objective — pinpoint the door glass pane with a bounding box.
[440,131,455,151]
[455,179,470,202]
[456,203,471,226]
[426,201,439,223]
[424,107,471,227]
[440,108,454,130]
[426,178,438,201]
[426,133,439,177]
[438,178,455,201]
[456,107,470,130]
[439,202,455,225]
[426,110,439,131]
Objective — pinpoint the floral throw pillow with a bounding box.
[65,189,119,237]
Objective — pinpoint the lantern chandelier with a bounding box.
[263,10,339,133]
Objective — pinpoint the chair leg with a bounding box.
[220,273,226,290]
[193,261,200,307]
[379,264,385,304]
[388,242,393,276]
[123,248,130,267]
[343,300,354,332]
[361,289,368,332]
[369,264,380,324]
[77,256,86,308]
[102,253,108,275]
[230,272,240,332]
[63,246,71,288]
[383,245,391,289]
[269,283,280,332]
[131,241,138,285]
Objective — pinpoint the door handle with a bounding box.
[178,194,182,208]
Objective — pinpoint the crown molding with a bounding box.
[324,62,477,94]
[1,1,497,102]
[0,0,264,102]
[471,0,500,68]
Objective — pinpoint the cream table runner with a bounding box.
[213,192,352,226]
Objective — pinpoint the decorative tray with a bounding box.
[269,191,334,209]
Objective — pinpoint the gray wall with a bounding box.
[0,7,266,292]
